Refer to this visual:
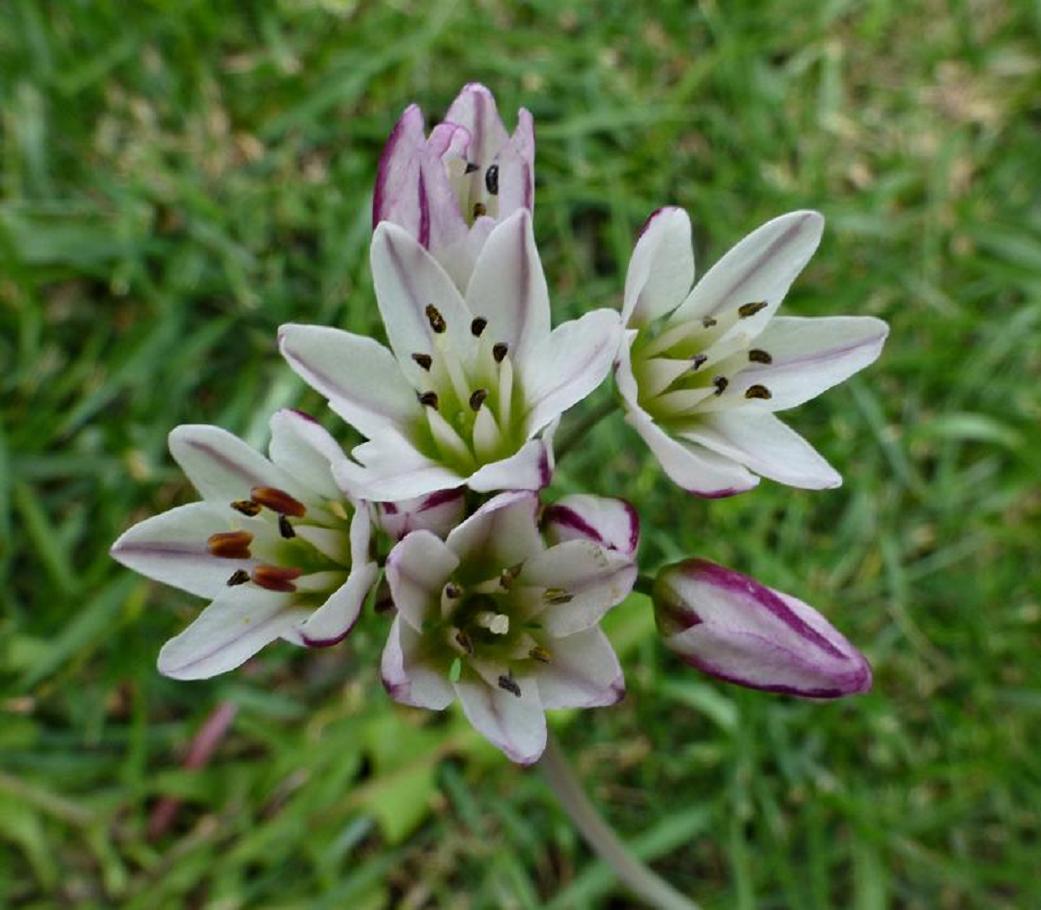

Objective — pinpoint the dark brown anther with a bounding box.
[544,587,573,605]
[690,353,708,371]
[497,674,521,697]
[702,316,718,328]
[226,569,250,587]
[251,564,303,593]
[230,499,261,517]
[425,304,446,333]
[469,388,489,411]
[744,384,773,400]
[278,514,295,539]
[250,487,307,517]
[748,349,772,364]
[418,391,439,408]
[473,202,487,218]
[464,161,480,174]
[485,164,499,195]
[492,342,508,363]
[207,530,254,559]
[712,375,729,396]
[412,352,433,371]
[738,301,768,318]
[529,645,551,663]
[470,316,488,337]
[444,582,462,599]
[499,563,522,590]
[455,629,475,655]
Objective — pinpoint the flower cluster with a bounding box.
[112,84,887,764]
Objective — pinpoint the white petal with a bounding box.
[168,425,301,506]
[723,316,888,412]
[521,309,622,434]
[293,525,347,562]
[535,627,624,709]
[278,325,418,440]
[622,207,695,327]
[467,433,553,493]
[110,502,247,599]
[443,83,510,172]
[496,107,535,218]
[444,491,543,573]
[386,529,459,631]
[268,409,351,500]
[681,411,841,490]
[373,104,427,232]
[381,615,455,709]
[453,672,546,765]
[520,539,636,637]
[297,560,379,647]
[347,431,465,501]
[670,211,824,337]
[371,221,474,380]
[374,488,465,541]
[543,494,640,558]
[465,210,550,360]
[157,587,305,680]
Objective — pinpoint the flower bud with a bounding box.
[653,558,871,699]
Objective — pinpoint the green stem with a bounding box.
[539,734,701,910]
[554,397,618,463]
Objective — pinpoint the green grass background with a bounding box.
[2,1,1040,907]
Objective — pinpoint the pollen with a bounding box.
[744,384,772,400]
[529,645,551,663]
[454,629,475,655]
[464,161,480,174]
[207,530,253,559]
[425,304,446,333]
[690,353,708,371]
[251,487,307,517]
[473,202,487,218]
[702,316,717,328]
[251,564,303,592]
[738,301,767,318]
[544,588,573,605]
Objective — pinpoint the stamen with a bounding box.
[529,645,551,663]
[226,569,250,586]
[454,629,475,655]
[744,384,772,400]
[690,353,708,371]
[207,531,253,559]
[544,588,573,605]
[712,376,729,396]
[469,388,489,411]
[492,342,508,363]
[251,564,303,592]
[412,352,433,371]
[748,349,772,364]
[485,164,499,195]
[738,301,767,318]
[473,202,487,218]
[278,514,295,539]
[499,563,522,590]
[425,304,446,334]
[250,487,307,517]
[418,391,439,408]
[464,161,480,174]
[444,582,462,599]
[230,499,261,517]
[702,316,717,328]
[470,317,488,337]
[497,673,521,697]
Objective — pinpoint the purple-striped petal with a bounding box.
[444,490,544,573]
[374,488,465,541]
[535,627,625,709]
[622,207,695,328]
[543,494,640,559]
[385,529,460,631]
[453,670,546,765]
[654,558,872,699]
[381,615,455,709]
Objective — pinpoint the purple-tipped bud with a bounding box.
[653,559,872,699]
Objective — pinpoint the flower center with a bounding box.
[409,304,525,472]
[206,485,349,598]
[631,300,775,425]
[445,155,500,226]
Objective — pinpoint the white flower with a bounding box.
[379,491,637,764]
[110,410,378,678]
[617,208,889,496]
[280,210,621,501]
[374,83,534,290]
[372,488,466,543]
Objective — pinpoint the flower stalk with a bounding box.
[539,734,701,910]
